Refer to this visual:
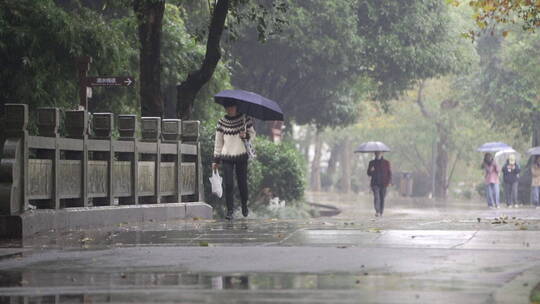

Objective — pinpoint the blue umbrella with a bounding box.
[476,142,511,152]
[214,89,284,121]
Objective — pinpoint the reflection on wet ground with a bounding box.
[0,270,490,303]
[1,195,540,303]
[17,220,305,249]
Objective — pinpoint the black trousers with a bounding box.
[222,159,248,213]
[371,185,387,214]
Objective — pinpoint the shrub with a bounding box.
[250,137,306,204]
[200,130,306,216]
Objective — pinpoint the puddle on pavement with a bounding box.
[0,271,389,303]
[0,268,472,303]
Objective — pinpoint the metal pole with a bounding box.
[76,56,92,110]
[431,138,437,199]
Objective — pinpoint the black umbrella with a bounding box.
[354,141,391,153]
[214,89,284,121]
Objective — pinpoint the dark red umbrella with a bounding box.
[214,90,284,121]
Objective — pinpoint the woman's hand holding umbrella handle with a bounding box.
[212,163,219,170]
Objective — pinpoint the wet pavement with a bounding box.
[0,192,539,303]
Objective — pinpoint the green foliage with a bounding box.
[231,0,366,128]
[0,0,137,116]
[230,0,474,129]
[201,125,306,215]
[467,31,540,139]
[162,4,232,118]
[454,0,540,38]
[357,0,474,101]
[251,138,306,203]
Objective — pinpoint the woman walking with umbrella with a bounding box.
[502,154,520,208]
[213,90,284,220]
[481,153,500,208]
[531,152,540,208]
[477,142,510,209]
[212,100,256,220]
[355,142,392,217]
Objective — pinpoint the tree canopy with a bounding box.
[230,0,471,129]
[0,0,135,114]
[453,0,540,38]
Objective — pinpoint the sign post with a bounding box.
[75,56,135,110]
[86,77,135,87]
[76,56,92,110]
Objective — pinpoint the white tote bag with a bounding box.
[209,169,223,198]
[243,115,256,160]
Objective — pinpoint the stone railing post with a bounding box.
[0,104,28,215]
[118,114,138,205]
[182,120,202,202]
[141,117,161,203]
[65,110,89,207]
[162,119,182,203]
[36,107,60,209]
[92,113,114,206]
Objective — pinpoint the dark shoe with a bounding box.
[242,203,249,217]
[225,211,234,221]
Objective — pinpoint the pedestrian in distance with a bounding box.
[367,151,392,217]
[481,153,500,208]
[531,155,540,209]
[502,154,520,208]
[212,100,256,220]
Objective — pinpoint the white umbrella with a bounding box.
[477,142,512,152]
[527,146,540,156]
[354,141,391,153]
[494,148,520,168]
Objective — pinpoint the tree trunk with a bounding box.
[326,143,340,191]
[310,131,322,192]
[434,125,449,200]
[519,111,540,204]
[177,0,229,120]
[533,111,540,147]
[134,0,165,117]
[340,138,351,193]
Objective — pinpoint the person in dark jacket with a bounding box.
[367,151,392,217]
[502,154,520,208]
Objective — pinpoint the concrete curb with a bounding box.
[492,265,540,304]
[0,202,213,238]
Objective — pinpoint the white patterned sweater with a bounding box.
[213,114,256,163]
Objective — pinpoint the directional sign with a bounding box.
[86,76,134,87]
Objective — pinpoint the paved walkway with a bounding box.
[0,192,539,303]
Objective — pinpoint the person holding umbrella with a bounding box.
[532,155,540,208]
[502,154,520,208]
[367,151,392,217]
[212,100,256,220]
[213,90,284,220]
[356,142,392,217]
[481,153,500,208]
